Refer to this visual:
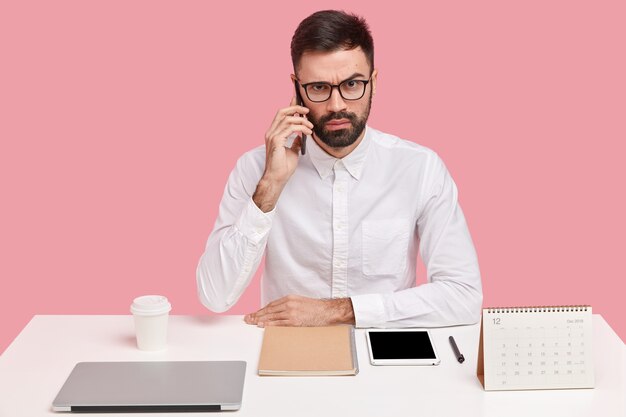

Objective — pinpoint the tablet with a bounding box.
[365,329,441,366]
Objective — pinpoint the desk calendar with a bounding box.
[477,306,594,391]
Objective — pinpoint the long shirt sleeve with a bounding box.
[196,149,271,312]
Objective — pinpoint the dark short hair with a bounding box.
[290,10,374,75]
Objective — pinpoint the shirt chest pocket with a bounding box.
[362,218,410,276]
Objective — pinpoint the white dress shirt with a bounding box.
[197,126,482,327]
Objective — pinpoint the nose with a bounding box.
[326,86,347,113]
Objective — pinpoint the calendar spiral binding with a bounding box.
[485,305,591,314]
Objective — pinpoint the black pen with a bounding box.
[449,336,465,363]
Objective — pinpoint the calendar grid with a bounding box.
[478,306,594,391]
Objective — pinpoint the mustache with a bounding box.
[319,111,357,124]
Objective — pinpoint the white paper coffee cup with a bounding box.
[130,295,172,351]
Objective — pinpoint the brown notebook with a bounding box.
[257,325,359,376]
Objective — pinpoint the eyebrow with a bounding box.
[305,72,368,84]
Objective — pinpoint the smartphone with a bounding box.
[294,82,307,155]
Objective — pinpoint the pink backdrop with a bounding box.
[1,1,625,354]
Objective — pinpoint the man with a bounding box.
[196,10,482,328]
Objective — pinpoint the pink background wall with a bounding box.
[1,1,624,354]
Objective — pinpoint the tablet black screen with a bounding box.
[369,331,437,360]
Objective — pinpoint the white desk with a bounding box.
[0,315,623,417]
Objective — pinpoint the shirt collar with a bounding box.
[307,125,371,181]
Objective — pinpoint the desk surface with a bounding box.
[0,315,623,417]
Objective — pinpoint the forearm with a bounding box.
[196,233,261,313]
[196,199,272,312]
[350,277,483,328]
[252,177,285,213]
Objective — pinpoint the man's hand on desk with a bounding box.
[244,295,355,327]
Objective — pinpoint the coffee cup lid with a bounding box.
[130,295,172,316]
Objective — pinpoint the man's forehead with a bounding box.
[297,47,370,82]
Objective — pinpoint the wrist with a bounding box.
[329,298,355,325]
[253,177,285,213]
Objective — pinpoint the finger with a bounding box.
[255,312,284,324]
[280,105,309,118]
[260,296,289,310]
[262,320,293,327]
[257,312,293,327]
[270,125,312,147]
[259,295,299,312]
[254,306,289,322]
[245,304,275,320]
[252,310,273,323]
[261,295,300,310]
[268,116,312,141]
[281,116,314,129]
[268,105,310,135]
[288,95,308,117]
[244,313,258,324]
[267,302,290,314]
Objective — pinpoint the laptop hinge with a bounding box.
[71,405,221,413]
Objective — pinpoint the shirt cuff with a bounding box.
[350,294,386,328]
[234,197,275,245]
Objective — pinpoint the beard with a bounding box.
[309,92,372,149]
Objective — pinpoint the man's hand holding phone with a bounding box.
[252,97,313,212]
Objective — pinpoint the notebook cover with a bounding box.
[258,326,358,376]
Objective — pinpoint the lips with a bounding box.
[325,119,351,130]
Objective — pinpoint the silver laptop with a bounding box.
[52,361,246,412]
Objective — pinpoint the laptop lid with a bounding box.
[52,361,246,412]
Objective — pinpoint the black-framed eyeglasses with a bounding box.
[297,76,372,103]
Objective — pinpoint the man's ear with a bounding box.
[371,69,378,97]
[290,74,297,83]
